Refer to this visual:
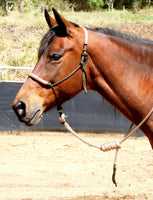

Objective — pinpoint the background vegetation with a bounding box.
[0,0,152,14]
[0,1,152,81]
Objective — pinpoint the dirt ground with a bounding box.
[0,131,152,200]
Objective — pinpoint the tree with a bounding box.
[148,0,151,8]
[68,0,105,11]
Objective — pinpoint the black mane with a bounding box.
[93,27,153,45]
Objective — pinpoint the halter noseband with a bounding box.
[29,27,88,112]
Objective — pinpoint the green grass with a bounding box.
[61,9,153,27]
[0,8,153,81]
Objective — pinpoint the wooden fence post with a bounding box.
[41,5,44,13]
[5,1,9,15]
[123,5,125,12]
[18,2,22,12]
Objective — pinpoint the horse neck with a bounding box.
[86,30,153,122]
[87,30,152,78]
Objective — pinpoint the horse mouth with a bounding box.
[25,109,42,126]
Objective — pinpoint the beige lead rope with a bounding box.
[59,107,153,186]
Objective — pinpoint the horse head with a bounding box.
[13,8,89,126]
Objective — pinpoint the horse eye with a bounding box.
[49,53,62,62]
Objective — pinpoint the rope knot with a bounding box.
[59,113,67,125]
[81,53,88,65]
[100,141,121,152]
[48,82,53,88]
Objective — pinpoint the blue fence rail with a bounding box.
[0,81,143,136]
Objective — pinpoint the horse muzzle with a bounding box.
[12,100,42,126]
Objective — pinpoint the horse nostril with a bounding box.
[13,101,26,119]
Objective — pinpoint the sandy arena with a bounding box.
[0,131,152,200]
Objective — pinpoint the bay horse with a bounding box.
[13,8,153,149]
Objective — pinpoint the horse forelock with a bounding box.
[38,21,80,59]
[38,29,56,58]
[38,25,68,58]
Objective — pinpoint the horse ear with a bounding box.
[52,8,73,35]
[45,9,57,28]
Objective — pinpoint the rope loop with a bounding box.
[100,141,121,152]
